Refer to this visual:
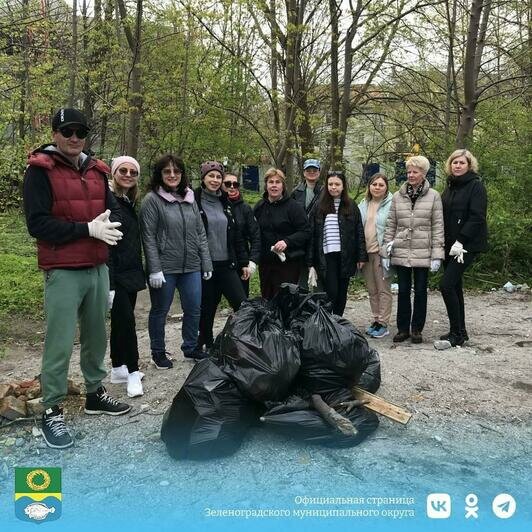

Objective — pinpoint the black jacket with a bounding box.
[441,171,488,253]
[253,193,311,263]
[194,187,248,270]
[308,201,368,278]
[290,181,323,216]
[109,195,146,292]
[230,197,261,264]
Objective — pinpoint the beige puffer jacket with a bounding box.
[382,179,444,268]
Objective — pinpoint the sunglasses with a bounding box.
[58,127,89,139]
[223,181,240,189]
[117,167,139,178]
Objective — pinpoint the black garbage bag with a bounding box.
[214,299,301,402]
[261,394,379,447]
[160,359,256,460]
[296,302,381,395]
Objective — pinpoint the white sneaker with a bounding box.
[110,365,128,383]
[127,371,144,398]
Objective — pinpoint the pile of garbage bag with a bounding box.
[161,284,381,460]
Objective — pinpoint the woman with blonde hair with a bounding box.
[358,173,393,337]
[437,149,487,347]
[382,156,444,344]
[108,156,146,397]
[254,168,310,298]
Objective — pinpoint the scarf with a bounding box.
[406,182,424,207]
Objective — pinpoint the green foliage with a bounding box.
[0,213,43,332]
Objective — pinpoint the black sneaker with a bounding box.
[184,349,210,361]
[411,330,423,344]
[152,352,173,369]
[41,406,74,449]
[440,329,469,342]
[84,386,131,416]
[393,331,410,343]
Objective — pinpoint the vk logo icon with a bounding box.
[427,493,452,519]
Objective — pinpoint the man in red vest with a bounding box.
[23,108,131,449]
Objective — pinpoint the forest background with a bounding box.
[0,0,530,337]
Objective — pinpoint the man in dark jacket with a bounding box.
[290,158,323,290]
[23,108,131,449]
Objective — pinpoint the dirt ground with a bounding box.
[1,288,531,528]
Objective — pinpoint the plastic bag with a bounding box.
[160,359,256,460]
[261,394,379,447]
[214,299,301,402]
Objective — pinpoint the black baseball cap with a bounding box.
[51,108,89,131]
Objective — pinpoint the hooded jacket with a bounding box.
[441,171,488,253]
[23,144,117,270]
[382,179,445,268]
[140,187,212,275]
[254,192,311,263]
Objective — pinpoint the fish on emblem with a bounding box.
[24,502,56,521]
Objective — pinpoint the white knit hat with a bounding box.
[111,156,140,176]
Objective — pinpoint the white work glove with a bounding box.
[308,267,318,288]
[248,261,257,276]
[108,290,115,310]
[270,246,286,262]
[149,271,166,289]
[449,240,467,263]
[88,210,123,245]
[381,257,390,270]
[203,271,213,281]
[386,240,394,256]
[430,259,441,273]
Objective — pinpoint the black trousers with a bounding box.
[323,252,350,316]
[110,287,139,373]
[395,266,429,333]
[198,262,246,349]
[439,252,477,334]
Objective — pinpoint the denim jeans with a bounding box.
[148,271,202,356]
[395,266,429,333]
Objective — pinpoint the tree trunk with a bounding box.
[69,0,78,107]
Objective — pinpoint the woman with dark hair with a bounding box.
[139,155,212,366]
[108,156,145,397]
[358,173,393,338]
[194,161,248,354]
[307,170,367,316]
[254,167,310,299]
[437,149,488,347]
[221,173,261,296]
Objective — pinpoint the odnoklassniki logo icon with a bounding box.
[15,467,62,523]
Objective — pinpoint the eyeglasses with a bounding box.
[223,181,240,189]
[117,167,139,178]
[162,168,182,176]
[58,127,89,139]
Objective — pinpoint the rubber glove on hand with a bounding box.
[386,240,394,256]
[430,259,441,273]
[248,261,257,276]
[241,267,250,281]
[203,271,213,281]
[88,210,123,245]
[449,240,467,263]
[108,290,115,310]
[308,267,318,288]
[381,257,390,270]
[270,246,286,262]
[149,271,165,289]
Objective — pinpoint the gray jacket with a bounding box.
[139,188,212,275]
[382,179,444,268]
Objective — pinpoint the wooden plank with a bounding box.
[352,386,412,425]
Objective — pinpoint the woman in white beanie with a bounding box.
[108,155,146,397]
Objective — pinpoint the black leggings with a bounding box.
[323,252,350,316]
[439,253,477,334]
[198,262,246,349]
[110,287,139,373]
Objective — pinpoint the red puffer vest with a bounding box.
[28,151,111,270]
